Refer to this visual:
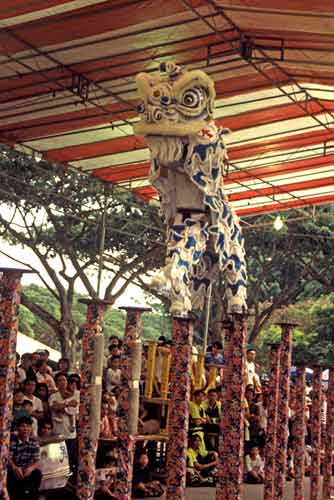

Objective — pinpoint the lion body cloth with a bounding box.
[134,62,247,316]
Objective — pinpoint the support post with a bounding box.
[77,299,111,500]
[144,340,157,399]
[159,346,171,399]
[310,365,323,500]
[194,353,205,390]
[115,306,151,500]
[274,321,295,500]
[0,268,33,499]
[322,367,334,500]
[166,316,193,500]
[293,363,306,500]
[216,315,247,500]
[263,343,281,500]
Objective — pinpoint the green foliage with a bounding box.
[256,293,334,366]
[19,284,169,348]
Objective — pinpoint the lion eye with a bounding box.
[181,88,203,108]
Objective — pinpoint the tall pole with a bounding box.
[216,315,247,500]
[293,363,306,500]
[263,343,281,500]
[0,268,34,499]
[166,316,193,500]
[77,299,111,500]
[115,306,151,500]
[310,365,323,500]
[274,321,295,500]
[322,367,334,500]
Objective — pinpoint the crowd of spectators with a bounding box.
[9,339,328,499]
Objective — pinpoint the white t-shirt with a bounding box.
[246,361,256,386]
[49,390,80,440]
[24,394,44,414]
[245,454,264,473]
[106,368,121,392]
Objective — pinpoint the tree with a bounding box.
[243,206,334,343]
[0,144,164,359]
[19,284,170,350]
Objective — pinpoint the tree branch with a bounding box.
[21,292,61,333]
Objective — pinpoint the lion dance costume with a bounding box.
[134,63,247,316]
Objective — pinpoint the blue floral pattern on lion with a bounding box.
[134,62,247,316]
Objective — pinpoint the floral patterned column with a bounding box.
[274,321,295,500]
[77,299,111,500]
[293,363,306,500]
[115,306,151,500]
[166,316,193,500]
[0,268,33,499]
[322,367,334,500]
[263,343,281,500]
[216,315,247,500]
[310,365,323,500]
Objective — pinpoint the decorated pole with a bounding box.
[322,367,334,500]
[293,363,307,500]
[166,316,193,500]
[310,365,323,500]
[77,299,111,500]
[263,343,281,500]
[274,321,295,500]
[216,315,247,500]
[0,268,34,499]
[115,306,151,500]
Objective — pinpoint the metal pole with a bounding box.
[322,367,334,500]
[77,299,110,500]
[293,364,306,500]
[310,366,323,500]
[115,306,151,500]
[274,321,295,500]
[166,316,193,500]
[203,283,212,355]
[216,315,247,500]
[97,186,107,298]
[0,268,34,499]
[263,343,281,500]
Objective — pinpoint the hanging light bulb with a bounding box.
[273,215,284,231]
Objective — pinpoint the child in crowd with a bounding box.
[245,446,264,484]
[186,435,218,487]
[132,453,164,498]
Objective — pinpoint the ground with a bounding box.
[134,478,317,499]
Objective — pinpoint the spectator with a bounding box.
[16,353,26,384]
[22,400,38,436]
[132,453,164,498]
[38,419,53,439]
[57,358,71,375]
[36,350,53,375]
[186,435,217,486]
[205,342,224,366]
[23,379,44,420]
[36,360,57,393]
[105,356,122,393]
[49,373,79,473]
[245,349,261,393]
[68,374,81,392]
[95,453,117,499]
[20,353,36,381]
[245,446,264,484]
[35,383,51,421]
[31,352,41,375]
[7,416,42,500]
[100,402,114,439]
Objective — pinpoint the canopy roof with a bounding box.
[1,0,334,216]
